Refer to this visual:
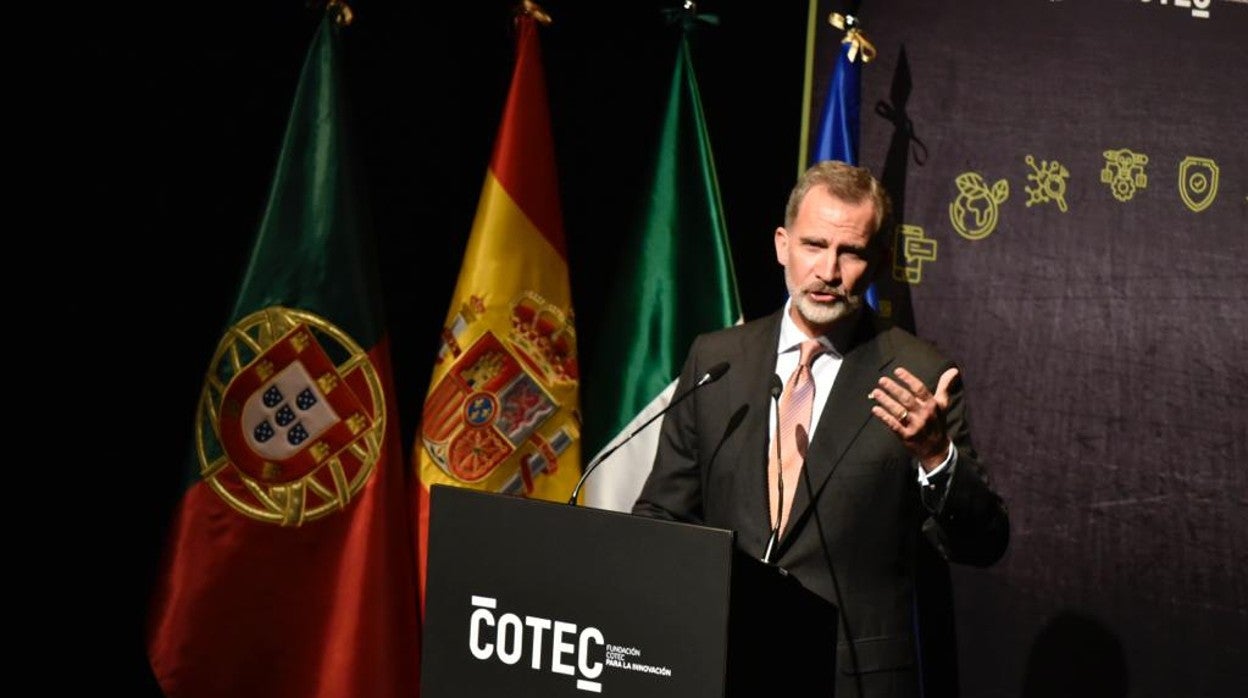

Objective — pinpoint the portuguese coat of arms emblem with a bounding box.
[194,307,385,525]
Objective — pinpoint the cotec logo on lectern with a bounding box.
[467,595,607,693]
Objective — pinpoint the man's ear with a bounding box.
[774,226,789,266]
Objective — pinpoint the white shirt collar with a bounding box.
[777,298,841,358]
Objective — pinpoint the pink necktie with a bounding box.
[769,338,824,535]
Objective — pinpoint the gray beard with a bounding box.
[794,290,863,328]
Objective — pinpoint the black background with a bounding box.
[59,0,1246,695]
[72,1,806,693]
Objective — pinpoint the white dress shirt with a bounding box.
[769,300,956,486]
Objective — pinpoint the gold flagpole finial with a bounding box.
[325,0,354,27]
[518,0,553,25]
[828,12,876,64]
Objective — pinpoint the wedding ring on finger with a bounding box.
[898,409,909,423]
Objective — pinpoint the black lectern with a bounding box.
[422,485,837,697]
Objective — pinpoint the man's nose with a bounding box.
[815,251,840,283]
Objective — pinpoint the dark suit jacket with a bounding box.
[633,309,1009,698]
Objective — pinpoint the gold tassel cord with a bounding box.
[829,12,876,64]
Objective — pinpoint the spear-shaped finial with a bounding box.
[518,0,553,25]
[661,0,720,29]
[324,0,354,27]
[829,12,876,63]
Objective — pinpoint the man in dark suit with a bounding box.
[633,161,1009,698]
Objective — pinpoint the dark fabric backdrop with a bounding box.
[817,1,1246,696]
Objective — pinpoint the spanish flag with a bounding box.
[413,5,579,606]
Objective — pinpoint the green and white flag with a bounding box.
[582,20,742,512]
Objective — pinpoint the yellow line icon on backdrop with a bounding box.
[1178,156,1219,213]
[950,172,1010,240]
[1100,148,1149,202]
[892,224,938,284]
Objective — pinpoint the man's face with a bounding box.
[774,186,878,337]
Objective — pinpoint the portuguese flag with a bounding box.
[146,9,420,697]
[413,9,579,606]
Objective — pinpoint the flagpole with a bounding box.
[798,0,820,176]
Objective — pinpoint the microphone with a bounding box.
[762,373,784,564]
[567,361,730,505]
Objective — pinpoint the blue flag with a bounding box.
[811,41,860,165]
[810,40,879,310]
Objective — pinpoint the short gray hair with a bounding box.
[784,160,891,234]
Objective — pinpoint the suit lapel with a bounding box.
[728,311,783,544]
[780,316,895,547]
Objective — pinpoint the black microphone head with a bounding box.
[769,373,784,399]
[705,361,730,382]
